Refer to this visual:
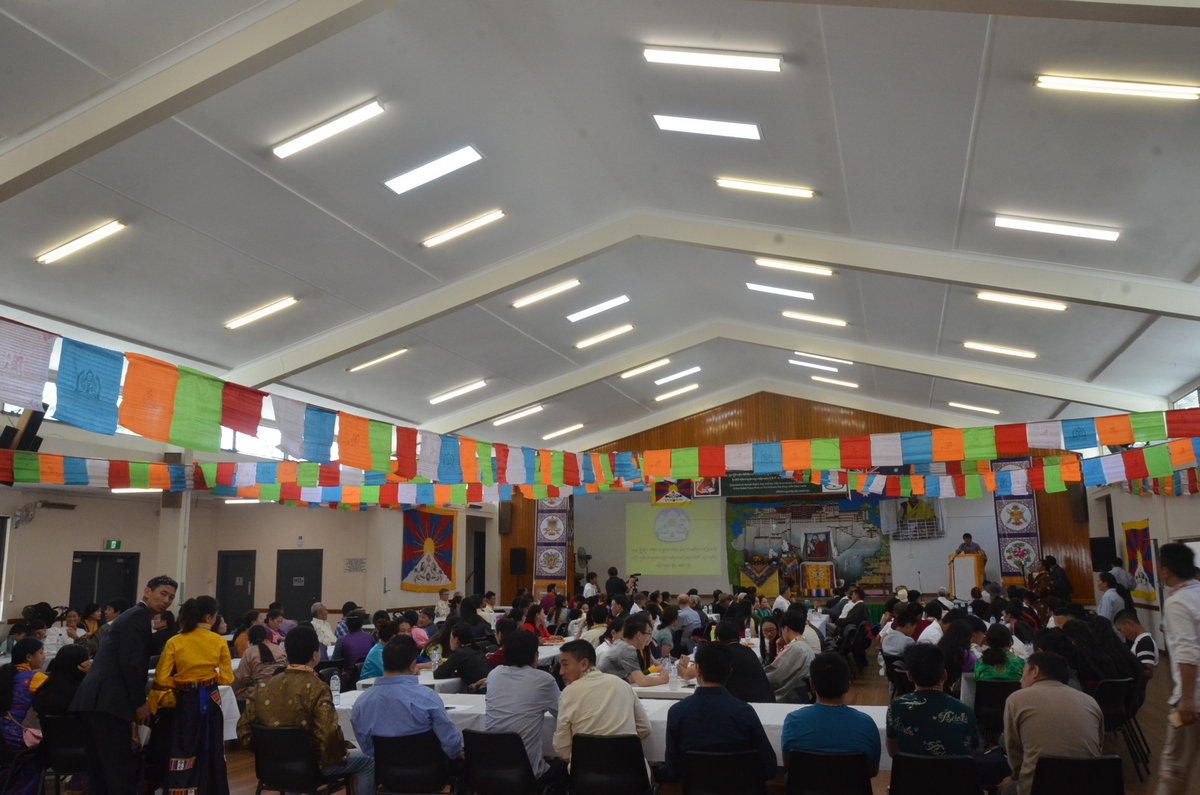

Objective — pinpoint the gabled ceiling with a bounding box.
[3,0,1200,454]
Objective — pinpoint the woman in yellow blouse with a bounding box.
[153,595,234,795]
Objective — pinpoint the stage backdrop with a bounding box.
[401,507,456,592]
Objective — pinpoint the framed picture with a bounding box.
[695,476,722,497]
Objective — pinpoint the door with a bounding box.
[216,551,256,621]
[275,550,322,622]
[69,552,140,608]
[466,515,487,596]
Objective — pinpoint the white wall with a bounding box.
[889,498,1002,596]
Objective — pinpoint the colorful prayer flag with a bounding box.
[169,366,223,451]
[54,339,123,435]
[221,383,267,436]
[119,353,178,442]
[0,320,55,411]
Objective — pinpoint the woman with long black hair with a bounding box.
[231,625,284,702]
[153,595,234,794]
[0,638,46,795]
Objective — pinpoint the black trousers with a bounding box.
[81,711,137,795]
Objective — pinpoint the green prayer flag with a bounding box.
[672,448,700,480]
[1142,444,1173,478]
[297,462,319,488]
[1043,465,1066,492]
[169,366,224,451]
[198,462,217,489]
[368,420,392,472]
[450,484,468,504]
[338,501,352,511]
[964,474,983,499]
[410,475,431,484]
[600,455,614,482]
[259,483,281,501]
[899,475,911,497]
[12,452,40,483]
[1130,412,1168,443]
[532,485,548,499]
[477,442,494,486]
[360,485,380,504]
[962,427,997,461]
[811,438,841,470]
[598,482,612,492]
[551,451,565,486]
[128,462,151,489]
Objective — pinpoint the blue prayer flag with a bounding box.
[1081,457,1106,487]
[63,458,89,485]
[752,442,783,474]
[256,462,277,484]
[900,431,933,464]
[1061,419,1099,450]
[438,434,463,484]
[995,470,1013,494]
[924,475,941,497]
[581,455,595,484]
[416,483,435,505]
[169,465,188,492]
[53,339,123,435]
[521,448,538,484]
[322,486,342,503]
[498,484,514,501]
[303,406,336,464]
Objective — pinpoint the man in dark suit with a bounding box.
[604,566,628,598]
[71,575,177,795]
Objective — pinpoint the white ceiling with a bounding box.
[3,0,1200,454]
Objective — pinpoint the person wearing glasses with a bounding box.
[598,614,670,687]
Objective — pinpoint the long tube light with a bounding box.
[37,221,125,264]
[273,101,384,158]
[225,297,298,330]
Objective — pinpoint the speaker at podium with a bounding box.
[949,554,986,599]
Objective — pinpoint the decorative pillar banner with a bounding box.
[992,458,1041,586]
[534,496,570,598]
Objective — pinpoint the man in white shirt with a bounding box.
[1097,573,1124,622]
[773,586,794,613]
[478,592,496,626]
[434,588,451,621]
[628,593,646,615]
[310,603,338,648]
[553,640,651,762]
[765,610,815,702]
[936,588,956,611]
[485,630,563,789]
[582,573,599,599]
[1155,543,1200,795]
[1110,558,1137,592]
[882,610,918,657]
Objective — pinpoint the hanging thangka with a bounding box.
[534,496,570,597]
[992,458,1042,587]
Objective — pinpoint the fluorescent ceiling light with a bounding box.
[653,115,761,140]
[963,341,1037,359]
[756,258,833,276]
[384,146,482,195]
[747,283,814,300]
[655,383,700,401]
[575,324,633,349]
[542,423,584,440]
[994,215,1119,242]
[347,348,408,373]
[717,178,813,198]
[655,366,701,385]
[493,405,544,426]
[977,292,1067,311]
[423,210,505,248]
[567,295,630,322]
[621,359,671,378]
[793,351,853,365]
[111,488,162,494]
[429,380,487,405]
[273,101,384,158]
[948,402,1001,415]
[789,359,838,372]
[225,499,265,505]
[1036,75,1199,100]
[782,311,847,327]
[225,297,298,330]
[643,47,781,72]
[811,376,858,389]
[513,279,581,308]
[37,221,125,264]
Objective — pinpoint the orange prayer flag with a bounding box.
[518,484,535,499]
[459,437,479,483]
[119,353,179,442]
[1095,415,1134,446]
[434,484,453,504]
[911,475,926,495]
[974,460,990,474]
[781,440,812,471]
[1059,457,1081,482]
[337,412,372,472]
[931,429,965,462]
[809,469,821,484]
[40,454,65,485]
[539,450,553,486]
[276,461,298,483]
[1169,438,1197,467]
[585,481,600,493]
[981,471,997,492]
[342,485,362,504]
[237,485,261,498]
[148,463,172,489]
[642,449,672,479]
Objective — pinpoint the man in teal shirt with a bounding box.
[886,644,978,757]
[782,652,880,776]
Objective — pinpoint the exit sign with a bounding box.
[104,540,121,550]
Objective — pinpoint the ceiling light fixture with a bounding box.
[513,279,581,308]
[429,380,487,405]
[717,178,813,198]
[347,348,408,373]
[272,100,384,158]
[224,297,298,330]
[811,376,858,388]
[111,488,162,494]
[225,499,264,505]
[542,423,584,440]
[493,405,544,426]
[977,292,1067,311]
[994,215,1119,242]
[643,47,782,72]
[782,311,847,327]
[755,258,833,276]
[423,210,505,247]
[621,359,671,378]
[653,115,761,140]
[37,221,125,264]
[948,402,1001,415]
[655,383,700,401]
[654,366,701,385]
[384,146,482,195]
[963,341,1037,359]
[793,351,853,365]
[747,283,814,300]
[1036,75,1199,100]
[789,359,838,372]
[575,324,633,349]
[567,295,630,322]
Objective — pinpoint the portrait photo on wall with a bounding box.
[803,531,832,561]
[881,495,944,540]
[694,477,722,497]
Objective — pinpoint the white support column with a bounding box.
[155,452,191,599]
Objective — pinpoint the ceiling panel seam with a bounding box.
[816,6,856,238]
[951,14,995,252]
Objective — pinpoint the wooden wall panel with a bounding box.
[1035,488,1093,601]
[502,493,536,602]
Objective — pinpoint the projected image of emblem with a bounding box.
[655,507,691,543]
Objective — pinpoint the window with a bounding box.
[1173,390,1199,410]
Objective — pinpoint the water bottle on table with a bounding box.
[330,673,341,706]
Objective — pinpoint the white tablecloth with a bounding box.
[809,613,829,636]
[356,670,462,692]
[538,643,563,667]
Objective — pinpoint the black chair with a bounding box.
[682,750,769,795]
[38,714,88,795]
[784,750,871,795]
[0,743,38,795]
[1091,679,1146,782]
[317,667,340,687]
[374,732,457,794]
[973,680,1021,745]
[1123,676,1152,775]
[837,625,860,676]
[250,725,350,794]
[315,659,344,675]
[882,654,913,697]
[853,622,871,671]
[889,752,981,795]
[1029,755,1123,795]
[462,729,542,795]
[570,734,656,795]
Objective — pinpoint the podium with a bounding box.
[949,554,985,599]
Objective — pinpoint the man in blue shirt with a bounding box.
[674,594,701,646]
[359,619,398,680]
[782,652,881,776]
[886,644,979,758]
[662,642,778,785]
[350,636,464,766]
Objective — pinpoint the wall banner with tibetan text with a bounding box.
[992,458,1041,586]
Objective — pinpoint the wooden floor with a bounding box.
[225,647,1176,795]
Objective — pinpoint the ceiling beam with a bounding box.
[0,0,395,204]
[761,0,1200,27]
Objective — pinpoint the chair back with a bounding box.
[462,729,536,795]
[837,625,858,655]
[890,752,980,795]
[374,732,450,793]
[251,725,325,792]
[314,660,343,675]
[39,714,88,776]
[317,666,340,687]
[570,734,650,795]
[973,679,1021,733]
[683,749,769,795]
[1029,755,1124,795]
[785,750,872,795]
[1091,679,1133,732]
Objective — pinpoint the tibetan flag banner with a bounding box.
[0,320,55,411]
[302,406,336,464]
[221,383,267,436]
[54,339,123,435]
[272,395,307,460]
[119,353,178,442]
[169,366,224,451]
[395,426,418,480]
[400,509,456,590]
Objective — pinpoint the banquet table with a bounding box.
[357,670,462,693]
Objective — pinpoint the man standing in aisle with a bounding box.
[604,567,627,598]
[1111,557,1137,591]
[72,575,177,795]
[1042,556,1073,602]
[1155,543,1200,795]
[583,573,599,599]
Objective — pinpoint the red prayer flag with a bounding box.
[994,424,1030,456]
[1165,408,1200,439]
[1122,449,1150,480]
[945,461,963,476]
[280,483,302,501]
[0,450,12,483]
[495,444,511,484]
[563,453,581,487]
[221,383,267,435]
[885,476,901,497]
[216,462,236,486]
[952,475,966,495]
[108,461,131,489]
[394,426,417,480]
[319,465,340,486]
[840,436,872,469]
[1027,467,1045,491]
[698,446,726,477]
[467,483,483,502]
[379,483,399,505]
